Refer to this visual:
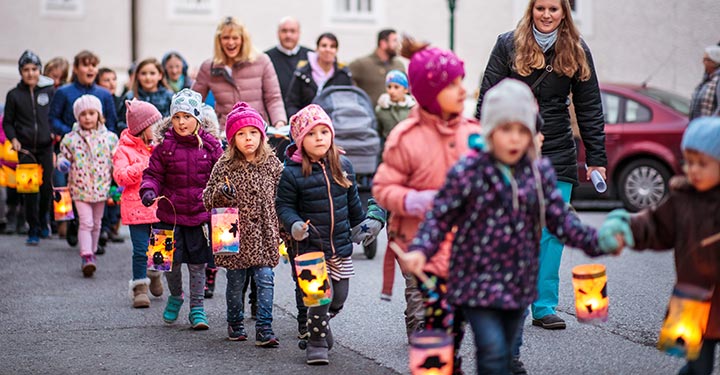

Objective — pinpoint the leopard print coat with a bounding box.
[203,153,283,269]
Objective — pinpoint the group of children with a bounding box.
[3,34,719,373]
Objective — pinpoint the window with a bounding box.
[41,0,85,18]
[601,92,620,124]
[625,99,652,123]
[167,0,217,21]
[330,0,379,23]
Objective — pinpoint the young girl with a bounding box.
[140,89,222,329]
[57,95,119,277]
[118,58,174,132]
[402,79,616,374]
[203,101,283,346]
[276,104,383,365]
[162,51,194,93]
[113,99,163,308]
[599,117,720,375]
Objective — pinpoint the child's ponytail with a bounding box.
[400,35,430,60]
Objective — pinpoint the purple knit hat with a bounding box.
[407,46,465,116]
[225,101,266,141]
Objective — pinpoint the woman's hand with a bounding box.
[11,138,21,152]
[586,166,607,180]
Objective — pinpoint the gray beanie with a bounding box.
[170,88,203,124]
[705,46,720,64]
[18,50,42,72]
[481,78,538,139]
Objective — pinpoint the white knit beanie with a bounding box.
[705,45,720,64]
[481,78,539,138]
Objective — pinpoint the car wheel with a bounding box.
[618,159,671,212]
[363,240,378,260]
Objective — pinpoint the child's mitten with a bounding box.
[291,221,309,241]
[57,158,71,173]
[141,190,157,207]
[598,209,634,253]
[351,218,384,246]
[404,189,437,218]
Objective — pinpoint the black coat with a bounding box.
[265,46,312,103]
[285,61,353,117]
[3,80,55,153]
[275,153,365,259]
[477,31,607,185]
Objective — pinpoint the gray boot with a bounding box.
[306,314,330,365]
[306,340,329,365]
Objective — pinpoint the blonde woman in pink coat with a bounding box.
[112,99,162,308]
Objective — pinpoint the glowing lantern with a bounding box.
[2,141,18,163]
[0,166,6,187]
[657,284,712,360]
[571,264,609,323]
[211,207,239,254]
[53,187,74,221]
[2,165,16,188]
[294,252,332,307]
[146,227,175,272]
[409,330,454,375]
[15,163,42,193]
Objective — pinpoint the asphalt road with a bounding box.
[1,212,718,374]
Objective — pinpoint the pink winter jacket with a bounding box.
[192,54,286,131]
[373,107,480,293]
[112,129,158,225]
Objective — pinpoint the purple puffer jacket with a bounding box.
[140,117,222,226]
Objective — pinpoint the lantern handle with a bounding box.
[151,195,178,233]
[388,241,436,291]
[700,232,720,248]
[16,149,38,163]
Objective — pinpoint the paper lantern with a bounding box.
[571,264,609,323]
[16,163,42,193]
[211,207,239,254]
[409,330,454,375]
[294,252,332,307]
[2,141,18,163]
[0,166,6,187]
[3,165,16,189]
[657,284,712,360]
[146,227,175,272]
[53,187,74,221]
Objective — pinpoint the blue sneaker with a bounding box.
[163,295,184,324]
[40,227,50,239]
[25,235,40,246]
[188,307,209,330]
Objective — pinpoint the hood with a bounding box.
[153,115,221,143]
[162,51,189,76]
[119,128,154,151]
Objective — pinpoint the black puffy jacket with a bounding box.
[3,80,54,153]
[275,151,365,259]
[476,31,606,185]
[285,61,353,117]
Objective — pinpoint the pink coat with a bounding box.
[112,129,158,225]
[373,107,479,293]
[192,54,286,130]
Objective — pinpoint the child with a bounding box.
[44,57,69,89]
[375,69,415,143]
[599,116,720,375]
[3,50,55,245]
[372,38,478,373]
[275,104,384,365]
[162,51,194,93]
[140,88,223,329]
[203,101,283,346]
[118,58,174,132]
[113,99,164,308]
[96,67,124,117]
[57,95,119,277]
[402,79,616,374]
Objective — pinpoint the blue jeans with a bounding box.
[129,224,151,280]
[463,306,526,375]
[532,180,573,319]
[678,339,718,375]
[226,267,274,328]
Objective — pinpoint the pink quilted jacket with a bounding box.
[112,129,158,225]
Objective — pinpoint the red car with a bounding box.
[575,83,689,211]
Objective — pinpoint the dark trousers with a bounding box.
[463,306,526,375]
[679,339,718,375]
[19,148,53,236]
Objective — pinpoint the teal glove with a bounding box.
[598,209,635,253]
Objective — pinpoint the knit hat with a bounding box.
[681,116,720,161]
[170,88,203,124]
[481,78,538,139]
[18,50,41,72]
[126,99,162,136]
[288,104,334,162]
[705,45,720,64]
[73,94,103,121]
[407,46,465,116]
[225,101,266,141]
[385,69,408,89]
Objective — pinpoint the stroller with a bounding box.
[312,86,382,259]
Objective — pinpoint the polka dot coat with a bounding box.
[59,123,118,202]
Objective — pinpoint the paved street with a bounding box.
[0,212,717,374]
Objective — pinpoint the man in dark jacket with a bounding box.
[3,50,55,245]
[265,16,312,113]
[349,29,405,105]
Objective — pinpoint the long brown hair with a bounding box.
[132,58,170,95]
[513,0,590,80]
[221,135,273,166]
[301,142,351,189]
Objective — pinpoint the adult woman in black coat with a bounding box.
[285,33,352,117]
[475,0,607,369]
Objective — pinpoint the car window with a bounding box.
[637,87,690,116]
[601,92,620,124]
[625,99,652,123]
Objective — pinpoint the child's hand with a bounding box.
[291,221,309,241]
[141,190,157,207]
[404,189,438,218]
[351,218,384,246]
[221,184,236,200]
[399,251,427,276]
[598,209,634,254]
[56,158,71,173]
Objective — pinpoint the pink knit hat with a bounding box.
[288,104,334,162]
[72,94,103,122]
[407,46,465,117]
[126,99,162,136]
[225,102,266,141]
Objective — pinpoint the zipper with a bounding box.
[30,87,38,151]
[318,161,336,255]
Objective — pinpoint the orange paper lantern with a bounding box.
[211,207,239,254]
[657,284,712,360]
[294,252,332,307]
[2,165,16,189]
[53,187,74,221]
[2,141,18,163]
[409,330,454,375]
[0,166,6,187]
[571,264,609,323]
[15,163,42,193]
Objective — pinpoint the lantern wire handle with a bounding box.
[388,241,436,291]
[152,195,177,233]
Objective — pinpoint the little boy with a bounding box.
[375,69,415,143]
[600,116,720,375]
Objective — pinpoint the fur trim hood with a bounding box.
[153,115,221,143]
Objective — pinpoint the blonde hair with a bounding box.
[213,17,256,66]
[44,57,69,85]
[301,142,352,189]
[513,0,591,80]
[221,135,273,165]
